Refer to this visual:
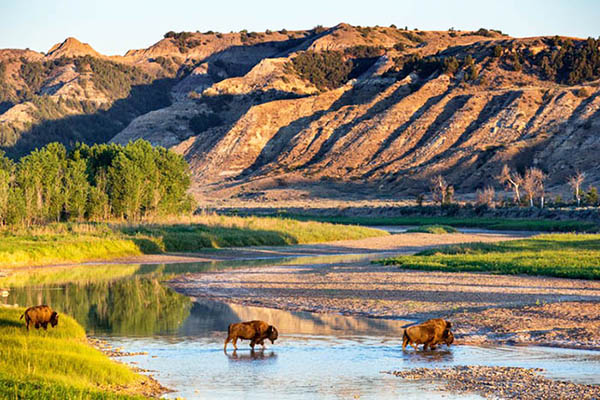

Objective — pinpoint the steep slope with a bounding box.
[4,25,600,200]
[113,26,600,199]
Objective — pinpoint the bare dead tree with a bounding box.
[498,165,523,205]
[523,167,546,208]
[567,171,585,207]
[430,175,448,206]
[476,186,496,207]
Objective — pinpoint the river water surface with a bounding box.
[2,242,599,399]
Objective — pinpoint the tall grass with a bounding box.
[0,215,387,268]
[405,225,459,234]
[277,215,599,233]
[377,234,600,280]
[0,307,147,399]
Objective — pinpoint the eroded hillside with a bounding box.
[2,25,599,198]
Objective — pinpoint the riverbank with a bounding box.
[0,306,164,399]
[389,366,600,400]
[168,232,600,350]
[0,215,386,268]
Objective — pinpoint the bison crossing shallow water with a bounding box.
[403,318,454,351]
[224,320,279,351]
[223,318,454,353]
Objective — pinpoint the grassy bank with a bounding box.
[274,214,599,232]
[0,215,387,268]
[405,225,459,234]
[377,234,600,280]
[0,307,149,399]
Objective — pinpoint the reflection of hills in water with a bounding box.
[181,299,408,337]
[4,277,191,336]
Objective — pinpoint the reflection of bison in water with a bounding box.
[20,305,59,331]
[224,320,279,351]
[403,318,453,351]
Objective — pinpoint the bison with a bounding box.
[402,318,452,351]
[224,320,279,351]
[20,305,59,331]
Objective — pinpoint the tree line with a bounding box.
[0,139,193,226]
[429,166,599,208]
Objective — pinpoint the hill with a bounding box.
[2,25,600,200]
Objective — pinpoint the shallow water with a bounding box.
[106,299,600,399]
[2,248,599,399]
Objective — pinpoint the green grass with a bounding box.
[377,234,600,280]
[0,307,147,399]
[275,215,599,233]
[405,225,459,234]
[0,215,387,268]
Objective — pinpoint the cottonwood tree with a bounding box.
[430,175,448,206]
[567,171,585,207]
[522,167,546,208]
[498,165,523,205]
[0,151,14,226]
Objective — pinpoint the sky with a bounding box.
[1,0,599,56]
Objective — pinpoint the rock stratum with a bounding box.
[1,25,599,200]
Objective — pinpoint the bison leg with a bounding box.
[42,322,48,330]
[34,323,40,329]
[402,334,409,350]
[232,337,238,350]
[224,335,231,351]
[250,338,257,350]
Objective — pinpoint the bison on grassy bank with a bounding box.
[20,305,59,331]
[224,320,279,351]
[403,318,452,351]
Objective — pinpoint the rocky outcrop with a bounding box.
[3,25,600,198]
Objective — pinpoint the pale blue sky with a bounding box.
[1,0,599,55]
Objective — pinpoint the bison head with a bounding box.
[443,331,454,346]
[50,311,59,327]
[266,325,278,344]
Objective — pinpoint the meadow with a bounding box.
[377,234,600,280]
[278,215,599,233]
[0,307,148,399]
[0,215,387,268]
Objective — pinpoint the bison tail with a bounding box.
[228,323,233,334]
[19,313,24,320]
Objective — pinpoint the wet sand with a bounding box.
[88,230,533,265]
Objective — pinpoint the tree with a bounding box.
[64,156,89,220]
[0,150,14,226]
[498,165,523,205]
[476,186,496,208]
[108,151,145,220]
[584,186,599,206]
[567,171,585,207]
[522,167,546,208]
[430,175,448,206]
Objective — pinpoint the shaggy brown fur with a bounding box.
[20,305,59,331]
[403,318,452,351]
[224,320,279,351]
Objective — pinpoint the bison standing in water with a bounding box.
[224,320,279,351]
[402,318,453,351]
[20,305,59,331]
